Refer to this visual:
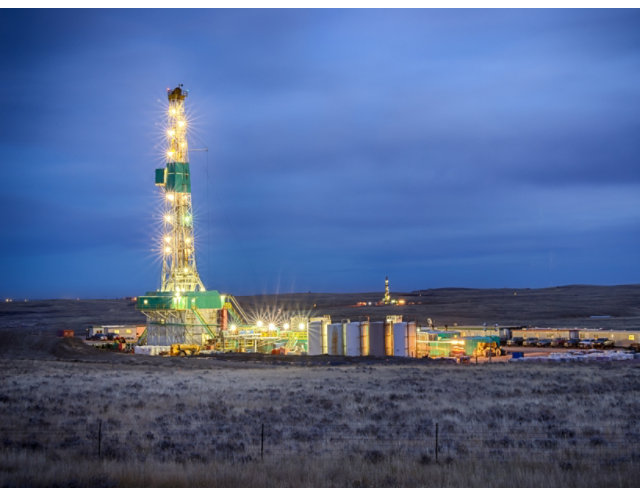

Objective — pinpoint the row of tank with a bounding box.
[308,320,418,357]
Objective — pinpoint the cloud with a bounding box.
[1,9,639,297]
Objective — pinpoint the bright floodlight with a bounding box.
[298,322,306,331]
[268,323,276,331]
[257,320,264,328]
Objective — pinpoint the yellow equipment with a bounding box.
[170,343,201,356]
[476,340,502,357]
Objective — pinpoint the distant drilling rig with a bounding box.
[137,86,248,346]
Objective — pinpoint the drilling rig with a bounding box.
[135,85,308,353]
[137,86,233,346]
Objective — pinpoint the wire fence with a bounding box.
[2,421,638,466]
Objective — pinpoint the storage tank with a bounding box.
[308,317,330,354]
[308,321,324,355]
[327,323,344,355]
[341,320,349,355]
[393,322,417,357]
[408,321,417,357]
[345,322,359,356]
[384,321,394,356]
[360,321,370,356]
[343,321,370,356]
[369,322,385,357]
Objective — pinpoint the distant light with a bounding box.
[164,246,171,254]
[167,150,175,158]
[178,120,186,128]
[268,323,276,331]
[164,214,172,223]
[230,324,237,332]
[169,107,177,116]
[298,322,306,331]
[283,323,290,330]
[167,129,175,137]
[166,193,175,202]
[185,237,192,244]
[143,299,148,305]
[256,320,264,328]
[164,236,171,243]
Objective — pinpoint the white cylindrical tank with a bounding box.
[345,322,361,356]
[393,322,416,357]
[308,321,323,355]
[343,322,371,356]
[393,322,417,357]
[393,322,407,356]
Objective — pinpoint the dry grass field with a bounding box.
[1,285,639,487]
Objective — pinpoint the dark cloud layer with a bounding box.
[1,9,639,298]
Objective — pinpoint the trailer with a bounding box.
[417,334,502,358]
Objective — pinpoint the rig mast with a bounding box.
[137,86,224,346]
[157,86,205,293]
[383,275,391,304]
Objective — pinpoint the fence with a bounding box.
[2,421,638,467]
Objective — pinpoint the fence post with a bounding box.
[435,422,439,463]
[98,419,102,459]
[261,423,264,461]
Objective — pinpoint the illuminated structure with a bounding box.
[157,86,204,293]
[383,276,391,304]
[137,86,224,346]
[135,85,309,352]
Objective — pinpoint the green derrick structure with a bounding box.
[155,162,191,193]
[137,289,225,346]
[136,86,308,353]
[137,85,231,346]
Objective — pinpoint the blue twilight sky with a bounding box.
[1,9,639,299]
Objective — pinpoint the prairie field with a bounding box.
[1,287,640,487]
[1,343,640,487]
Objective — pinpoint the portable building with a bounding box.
[87,324,145,341]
